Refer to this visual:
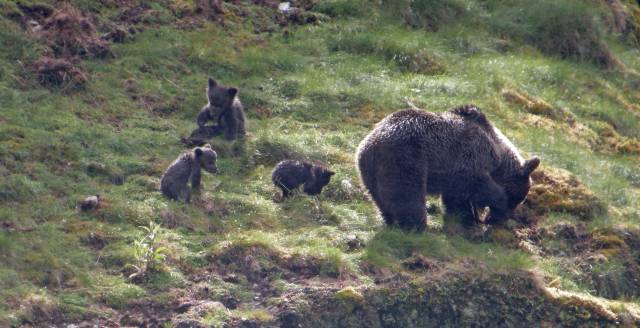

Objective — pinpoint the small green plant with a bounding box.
[128,221,167,281]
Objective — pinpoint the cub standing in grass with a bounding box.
[161,144,218,203]
[356,105,540,231]
[271,159,335,202]
[197,77,246,140]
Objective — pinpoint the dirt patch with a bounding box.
[102,24,135,43]
[589,120,640,155]
[394,49,445,75]
[603,0,640,43]
[138,94,185,117]
[31,56,88,90]
[401,253,439,271]
[0,220,34,233]
[38,4,112,59]
[14,2,54,21]
[524,166,606,220]
[211,242,352,284]
[502,88,574,121]
[196,0,224,19]
[16,294,65,326]
[542,224,640,300]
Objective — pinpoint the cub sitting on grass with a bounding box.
[271,159,335,202]
[197,77,246,140]
[161,144,218,203]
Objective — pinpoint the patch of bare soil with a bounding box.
[38,4,112,59]
[273,267,628,328]
[541,223,640,300]
[31,56,88,90]
[212,243,352,283]
[137,93,186,117]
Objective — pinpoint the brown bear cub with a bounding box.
[356,105,540,232]
[197,77,246,140]
[161,144,218,203]
[271,160,335,202]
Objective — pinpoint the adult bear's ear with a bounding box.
[523,156,540,176]
[228,87,238,97]
[208,77,217,88]
[328,170,335,176]
[203,143,211,149]
[195,148,204,157]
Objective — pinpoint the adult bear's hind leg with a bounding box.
[376,166,427,232]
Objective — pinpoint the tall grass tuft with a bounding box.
[404,0,468,31]
[490,0,618,68]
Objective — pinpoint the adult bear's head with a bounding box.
[489,156,540,223]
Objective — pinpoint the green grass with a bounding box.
[1,0,640,325]
[364,229,533,271]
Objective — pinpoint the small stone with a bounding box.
[402,253,438,271]
[223,274,240,283]
[79,194,100,211]
[176,302,193,313]
[346,235,364,251]
[221,295,239,310]
[120,313,144,327]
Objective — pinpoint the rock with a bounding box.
[223,274,240,283]
[278,2,291,13]
[402,253,438,271]
[221,295,239,310]
[120,313,144,327]
[176,301,193,313]
[32,56,88,90]
[174,319,206,328]
[79,194,100,211]
[346,235,364,251]
[111,174,125,185]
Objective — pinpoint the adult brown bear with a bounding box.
[356,105,540,231]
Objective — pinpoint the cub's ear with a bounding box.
[208,77,217,88]
[523,156,540,176]
[194,148,204,157]
[328,170,335,176]
[203,143,212,149]
[228,87,238,97]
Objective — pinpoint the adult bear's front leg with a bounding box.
[442,193,476,227]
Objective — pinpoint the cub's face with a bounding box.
[207,77,238,113]
[303,168,335,195]
[195,145,218,174]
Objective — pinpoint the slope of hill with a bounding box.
[1,0,640,326]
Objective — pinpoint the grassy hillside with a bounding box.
[1,0,640,326]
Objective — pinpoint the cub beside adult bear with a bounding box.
[197,77,246,140]
[271,159,335,202]
[356,105,540,231]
